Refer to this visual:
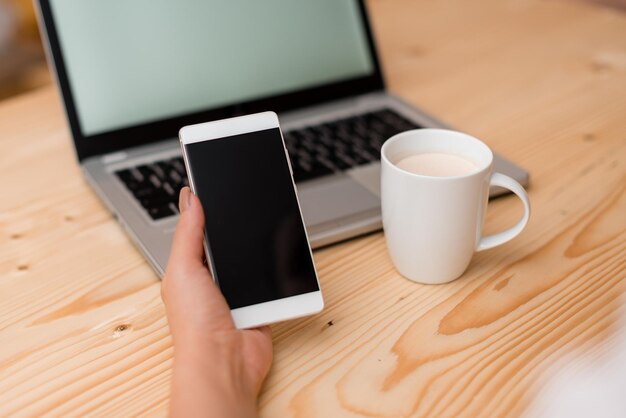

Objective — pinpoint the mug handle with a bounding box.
[476,173,531,251]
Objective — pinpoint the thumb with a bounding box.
[167,187,207,275]
[164,188,235,330]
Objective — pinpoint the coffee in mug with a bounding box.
[395,152,478,177]
[381,129,531,285]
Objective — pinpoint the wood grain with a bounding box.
[0,0,625,416]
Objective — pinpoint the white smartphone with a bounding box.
[179,111,324,329]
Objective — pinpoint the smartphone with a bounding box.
[179,112,324,329]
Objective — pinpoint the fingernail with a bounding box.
[187,189,193,209]
[179,187,190,213]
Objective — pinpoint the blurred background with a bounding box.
[0,0,50,100]
[0,0,624,102]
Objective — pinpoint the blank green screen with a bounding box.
[50,0,374,136]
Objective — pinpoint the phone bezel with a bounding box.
[178,111,324,329]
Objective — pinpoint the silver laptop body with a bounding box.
[37,0,528,277]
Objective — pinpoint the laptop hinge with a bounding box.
[101,151,128,164]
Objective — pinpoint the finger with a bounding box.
[255,326,272,340]
[167,187,207,275]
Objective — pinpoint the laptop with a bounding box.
[36,0,528,277]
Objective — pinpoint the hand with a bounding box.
[161,187,273,418]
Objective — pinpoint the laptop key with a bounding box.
[314,143,330,156]
[129,168,144,181]
[115,170,145,191]
[162,181,176,196]
[148,204,175,220]
[169,169,183,184]
[133,187,157,199]
[293,163,333,182]
[139,190,170,206]
[148,174,162,188]
[356,148,377,162]
[298,159,312,172]
[150,163,166,179]
[137,165,152,179]
[170,158,186,174]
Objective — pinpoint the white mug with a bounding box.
[381,129,531,284]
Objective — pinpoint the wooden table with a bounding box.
[1,0,625,416]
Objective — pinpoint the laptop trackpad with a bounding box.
[297,176,380,226]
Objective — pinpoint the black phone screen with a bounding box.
[184,128,319,309]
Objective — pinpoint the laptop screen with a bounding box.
[49,0,375,137]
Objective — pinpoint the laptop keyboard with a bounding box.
[282,109,419,182]
[115,157,189,220]
[115,108,420,220]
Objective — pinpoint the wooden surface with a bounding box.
[1,0,625,416]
